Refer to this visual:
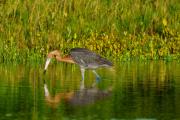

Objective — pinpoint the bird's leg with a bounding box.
[80,80,85,91]
[92,70,101,82]
[80,68,85,90]
[80,68,85,81]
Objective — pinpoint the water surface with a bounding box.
[0,61,179,120]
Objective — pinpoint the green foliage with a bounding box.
[0,0,180,63]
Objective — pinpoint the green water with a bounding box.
[0,61,179,120]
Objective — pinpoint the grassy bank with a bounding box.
[0,0,180,63]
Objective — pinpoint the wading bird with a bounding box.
[44,48,113,82]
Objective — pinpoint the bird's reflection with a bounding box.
[44,80,112,108]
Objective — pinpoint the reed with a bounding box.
[0,0,180,63]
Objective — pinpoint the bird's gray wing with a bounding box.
[70,48,112,68]
[70,50,97,67]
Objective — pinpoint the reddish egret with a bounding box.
[44,48,113,81]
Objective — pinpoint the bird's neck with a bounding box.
[56,55,75,64]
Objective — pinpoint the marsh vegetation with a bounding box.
[0,0,180,62]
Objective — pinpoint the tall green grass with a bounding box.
[0,0,180,63]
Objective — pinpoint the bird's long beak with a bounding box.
[44,58,51,73]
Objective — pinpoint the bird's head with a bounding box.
[47,50,61,58]
[44,50,62,73]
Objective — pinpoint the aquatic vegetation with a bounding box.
[0,0,179,63]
